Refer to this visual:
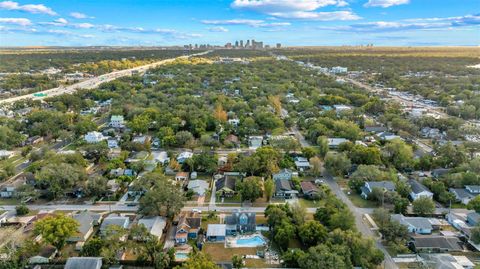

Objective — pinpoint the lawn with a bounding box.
[216,194,241,203]
[203,243,256,262]
[298,198,322,208]
[345,191,379,208]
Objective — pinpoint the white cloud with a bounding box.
[319,14,480,32]
[201,18,290,27]
[0,1,57,15]
[364,0,409,8]
[207,26,229,32]
[270,10,361,21]
[0,17,31,26]
[54,18,68,24]
[73,22,94,29]
[231,0,347,12]
[69,12,93,19]
[230,0,357,21]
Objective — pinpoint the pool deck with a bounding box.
[225,233,267,248]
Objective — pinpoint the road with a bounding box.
[0,50,212,105]
[323,173,398,269]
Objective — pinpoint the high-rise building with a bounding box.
[246,40,250,48]
[240,40,244,47]
[276,43,281,49]
[235,40,239,47]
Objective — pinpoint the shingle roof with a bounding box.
[392,214,432,230]
[206,224,226,237]
[216,175,237,191]
[276,179,293,192]
[412,236,462,251]
[300,181,318,194]
[408,179,431,194]
[367,181,396,191]
[138,216,166,238]
[64,257,102,269]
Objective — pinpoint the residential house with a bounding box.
[466,212,480,226]
[432,168,451,179]
[300,181,320,199]
[410,236,463,253]
[465,185,480,195]
[138,216,167,239]
[64,257,102,269]
[408,179,433,201]
[391,214,433,234]
[152,151,169,165]
[29,246,57,264]
[294,157,311,172]
[228,118,240,126]
[177,151,193,164]
[420,254,475,269]
[0,150,14,159]
[100,215,130,235]
[273,169,293,181]
[248,136,263,150]
[84,131,106,143]
[109,168,124,177]
[327,138,349,149]
[107,139,119,149]
[275,179,298,198]
[378,132,401,141]
[175,212,201,244]
[449,186,479,205]
[360,181,396,199]
[22,135,43,146]
[132,135,151,145]
[68,211,98,242]
[215,175,238,197]
[107,179,120,194]
[110,115,125,128]
[421,127,443,139]
[333,104,352,115]
[364,126,388,134]
[225,134,240,147]
[175,172,189,181]
[206,224,226,242]
[0,180,23,198]
[187,180,209,196]
[225,211,256,235]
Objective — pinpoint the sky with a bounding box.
[0,0,479,47]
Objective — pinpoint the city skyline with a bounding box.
[0,0,479,47]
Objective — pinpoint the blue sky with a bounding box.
[0,0,479,46]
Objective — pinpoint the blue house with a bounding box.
[175,212,201,244]
[206,224,226,242]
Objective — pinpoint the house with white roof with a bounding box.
[391,214,433,234]
[138,216,167,239]
[327,138,349,148]
[110,115,125,128]
[177,151,193,164]
[84,131,106,143]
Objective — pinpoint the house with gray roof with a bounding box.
[408,179,433,201]
[138,216,167,239]
[391,214,433,234]
[206,224,226,242]
[467,212,480,226]
[65,257,102,269]
[449,187,479,205]
[275,179,298,198]
[465,185,480,194]
[361,181,396,199]
[410,236,463,253]
[100,214,130,235]
[327,138,349,148]
[225,211,256,235]
[67,211,100,242]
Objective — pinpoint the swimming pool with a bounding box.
[234,235,266,247]
[175,252,188,260]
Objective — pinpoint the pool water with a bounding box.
[175,252,188,259]
[235,235,266,247]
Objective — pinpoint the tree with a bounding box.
[324,152,351,177]
[298,220,328,247]
[129,114,150,134]
[412,197,435,216]
[191,152,217,174]
[302,147,317,160]
[34,214,79,250]
[382,139,413,171]
[232,255,243,269]
[468,195,480,213]
[15,204,29,216]
[138,178,185,217]
[265,205,288,229]
[268,95,282,116]
[214,103,227,122]
[394,197,409,214]
[316,136,329,158]
[298,244,348,269]
[281,249,305,268]
[237,177,263,202]
[274,220,296,251]
[81,237,104,257]
[86,176,108,197]
[380,219,409,243]
[471,226,480,244]
[175,131,194,147]
[349,145,382,165]
[175,250,218,269]
[309,156,323,176]
[264,178,274,202]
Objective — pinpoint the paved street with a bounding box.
[0,50,212,105]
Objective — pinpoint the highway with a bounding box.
[0,50,212,105]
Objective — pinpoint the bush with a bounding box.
[16,204,29,216]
